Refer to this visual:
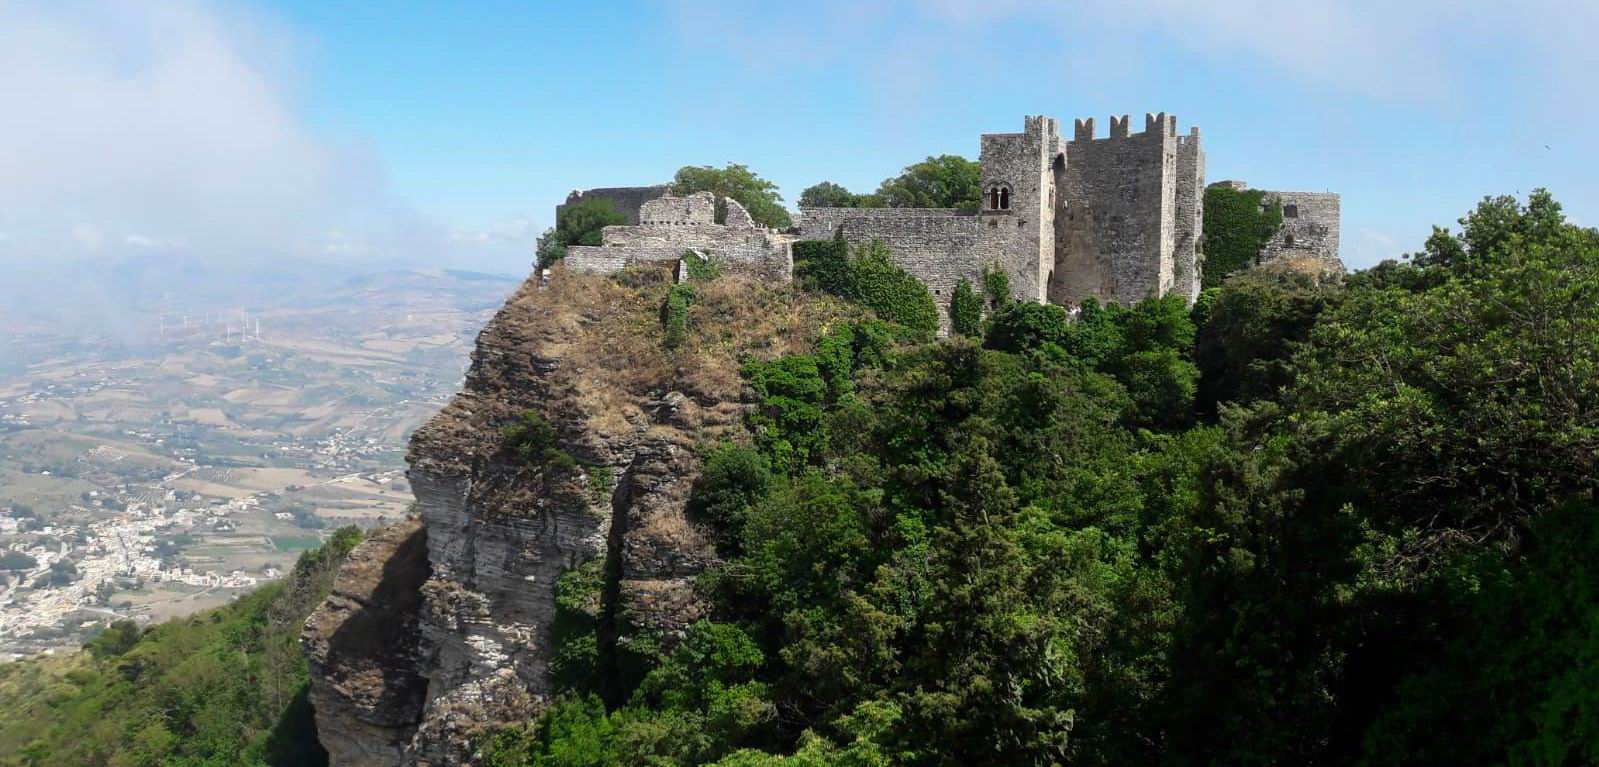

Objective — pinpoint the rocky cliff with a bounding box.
[303,266,851,765]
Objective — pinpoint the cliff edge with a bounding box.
[305,264,853,765]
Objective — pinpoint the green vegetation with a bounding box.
[505,409,579,471]
[947,279,981,336]
[682,251,722,282]
[537,197,629,270]
[662,283,695,350]
[1201,185,1283,287]
[801,156,981,212]
[671,164,792,229]
[0,549,37,571]
[0,528,362,767]
[791,239,938,341]
[481,189,1599,766]
[873,155,982,211]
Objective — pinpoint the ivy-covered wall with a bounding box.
[1201,186,1282,288]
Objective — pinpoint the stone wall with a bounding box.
[1053,113,1195,307]
[796,207,1003,333]
[1261,191,1342,271]
[1172,130,1206,302]
[564,193,792,282]
[558,185,669,225]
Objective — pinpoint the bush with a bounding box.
[537,197,628,269]
[845,241,939,341]
[663,283,696,350]
[503,409,577,471]
[982,267,1011,308]
[683,251,721,282]
[792,240,850,295]
[949,279,983,336]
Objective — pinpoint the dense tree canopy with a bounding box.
[874,155,982,211]
[484,189,1599,766]
[671,164,792,229]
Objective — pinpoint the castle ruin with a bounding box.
[559,113,1340,328]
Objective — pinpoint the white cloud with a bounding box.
[0,0,416,265]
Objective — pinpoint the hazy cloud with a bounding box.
[0,0,428,266]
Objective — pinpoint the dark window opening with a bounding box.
[989,187,1001,210]
[1283,203,1299,218]
[1000,188,1011,210]
[1284,233,1296,247]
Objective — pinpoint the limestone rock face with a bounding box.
[306,271,832,765]
[302,519,432,767]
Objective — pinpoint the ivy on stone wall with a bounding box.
[793,239,938,341]
[949,279,982,336]
[792,240,851,295]
[1202,187,1283,288]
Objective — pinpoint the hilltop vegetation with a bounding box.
[481,189,1599,766]
[0,528,362,767]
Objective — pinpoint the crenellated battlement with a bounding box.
[1069,112,1188,142]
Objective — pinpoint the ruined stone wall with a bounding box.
[558,185,670,225]
[1054,114,1181,307]
[564,193,792,281]
[1261,191,1342,271]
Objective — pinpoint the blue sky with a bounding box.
[2,1,1595,274]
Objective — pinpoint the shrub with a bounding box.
[537,197,628,269]
[846,240,939,341]
[503,409,577,471]
[983,267,1011,308]
[663,284,696,350]
[949,279,983,336]
[682,251,721,282]
[587,464,615,506]
[792,240,851,295]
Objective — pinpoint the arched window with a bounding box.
[1000,188,1011,210]
[989,187,1001,210]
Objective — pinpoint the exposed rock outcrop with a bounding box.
[307,267,854,765]
[302,519,432,766]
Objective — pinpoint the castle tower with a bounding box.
[978,115,1062,303]
[1052,112,1205,306]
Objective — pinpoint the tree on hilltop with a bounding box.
[670,164,792,229]
[875,154,982,211]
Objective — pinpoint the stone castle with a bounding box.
[559,113,1340,325]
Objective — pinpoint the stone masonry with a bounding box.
[1208,180,1343,273]
[553,112,1339,328]
[564,191,793,282]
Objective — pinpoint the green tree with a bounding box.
[672,164,792,229]
[874,155,981,211]
[798,182,859,208]
[537,197,628,270]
